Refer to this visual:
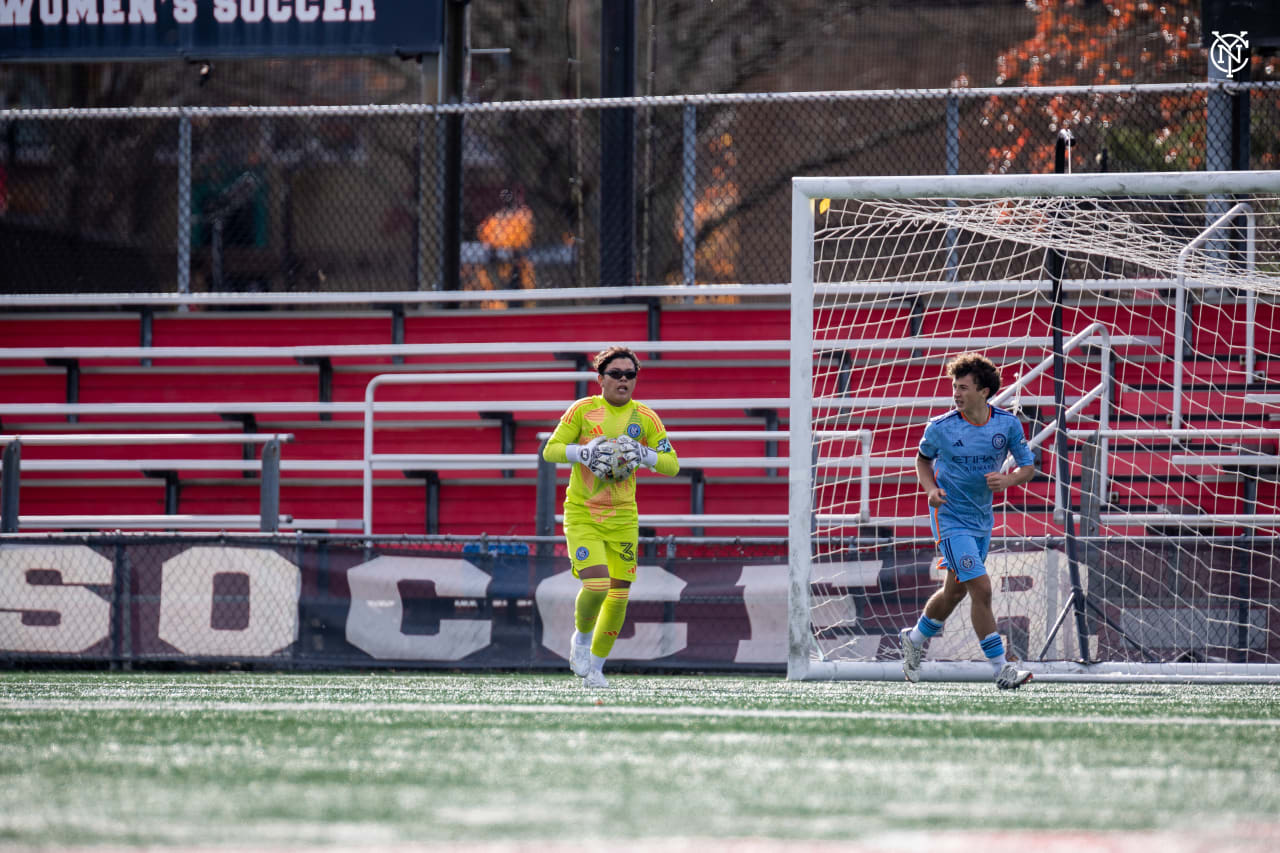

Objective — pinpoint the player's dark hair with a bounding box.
[946,352,1000,399]
[594,345,640,375]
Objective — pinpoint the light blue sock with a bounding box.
[980,631,1007,675]
[908,614,943,648]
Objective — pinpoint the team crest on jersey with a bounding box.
[991,433,1007,450]
[575,546,590,561]
[627,423,643,439]
[961,555,976,570]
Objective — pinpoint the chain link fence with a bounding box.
[3,83,1278,296]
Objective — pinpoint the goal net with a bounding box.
[787,171,1280,682]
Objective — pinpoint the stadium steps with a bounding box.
[3,301,1276,535]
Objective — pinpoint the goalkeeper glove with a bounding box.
[565,436,603,464]
[577,436,619,481]
[564,442,585,464]
[615,435,658,473]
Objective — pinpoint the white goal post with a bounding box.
[789,170,1280,683]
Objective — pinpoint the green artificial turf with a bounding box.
[1,671,1277,847]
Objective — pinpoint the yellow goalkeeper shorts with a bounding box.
[565,527,638,582]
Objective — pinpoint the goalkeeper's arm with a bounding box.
[618,434,679,477]
[547,435,613,481]
[542,418,599,467]
[648,439,679,477]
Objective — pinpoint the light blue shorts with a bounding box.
[936,532,991,583]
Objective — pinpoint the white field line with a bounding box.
[1,697,1279,728]
[7,833,1280,853]
[6,834,1280,853]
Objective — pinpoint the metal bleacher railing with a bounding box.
[0,322,796,533]
[0,355,1103,536]
[0,285,786,533]
[361,369,797,535]
[0,318,1188,534]
[0,432,294,532]
[0,266,1272,535]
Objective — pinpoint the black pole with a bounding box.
[1237,475,1257,660]
[534,441,557,600]
[599,0,636,286]
[425,471,440,534]
[1047,130,1094,663]
[440,0,468,293]
[412,115,424,290]
[259,439,281,533]
[535,441,556,543]
[1229,59,1251,276]
[1,440,19,533]
[1231,57,1251,171]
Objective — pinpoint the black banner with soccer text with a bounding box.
[0,535,805,670]
[0,0,442,61]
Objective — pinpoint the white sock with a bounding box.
[573,630,592,647]
[908,627,925,647]
[589,653,607,673]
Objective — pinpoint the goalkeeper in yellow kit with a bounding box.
[542,345,680,688]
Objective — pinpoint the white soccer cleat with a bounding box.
[569,633,591,678]
[899,627,922,683]
[583,668,609,689]
[996,662,1033,690]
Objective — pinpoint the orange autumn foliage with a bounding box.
[982,0,1225,174]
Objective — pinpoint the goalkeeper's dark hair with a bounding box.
[946,351,1000,399]
[594,345,640,375]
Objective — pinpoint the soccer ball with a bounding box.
[596,438,635,481]
[584,436,641,482]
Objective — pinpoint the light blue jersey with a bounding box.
[918,405,1035,540]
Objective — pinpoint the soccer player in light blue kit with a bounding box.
[900,352,1037,689]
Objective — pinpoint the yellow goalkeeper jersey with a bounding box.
[543,395,680,534]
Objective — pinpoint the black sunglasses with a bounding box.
[604,369,638,380]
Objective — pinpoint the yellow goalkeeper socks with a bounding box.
[574,577,611,634]
[590,587,630,658]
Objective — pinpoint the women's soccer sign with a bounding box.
[0,0,442,61]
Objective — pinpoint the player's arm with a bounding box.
[986,462,1035,492]
[542,403,594,465]
[915,421,946,507]
[615,416,679,477]
[614,434,677,475]
[986,421,1037,492]
[641,410,679,476]
[915,453,946,507]
[646,435,679,476]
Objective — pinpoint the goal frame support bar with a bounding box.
[788,182,816,680]
[797,660,1280,684]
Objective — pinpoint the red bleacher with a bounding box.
[0,296,1274,538]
